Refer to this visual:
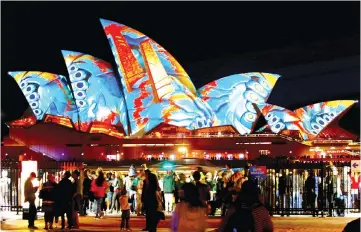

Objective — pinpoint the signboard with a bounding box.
[351,160,361,173]
[249,166,267,178]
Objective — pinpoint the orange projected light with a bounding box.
[90,122,124,139]
[44,115,73,128]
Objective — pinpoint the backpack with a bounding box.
[225,205,259,232]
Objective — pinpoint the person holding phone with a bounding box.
[24,172,39,229]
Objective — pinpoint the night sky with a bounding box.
[1,2,360,137]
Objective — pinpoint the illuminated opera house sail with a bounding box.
[7,19,358,143]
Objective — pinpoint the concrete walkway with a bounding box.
[1,212,359,232]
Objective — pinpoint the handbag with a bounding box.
[156,191,164,212]
[156,191,165,220]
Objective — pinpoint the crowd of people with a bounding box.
[22,164,361,232]
[23,164,278,231]
[24,170,82,230]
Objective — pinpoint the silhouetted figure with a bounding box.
[142,170,163,232]
[39,173,57,230]
[55,171,74,229]
[193,171,210,207]
[24,172,39,229]
[217,180,273,232]
[305,170,319,217]
[342,218,360,232]
[82,169,92,216]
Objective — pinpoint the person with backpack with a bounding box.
[171,183,207,232]
[215,180,273,232]
[39,173,57,230]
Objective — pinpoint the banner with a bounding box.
[351,160,361,173]
[249,166,267,178]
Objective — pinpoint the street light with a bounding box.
[178,146,188,154]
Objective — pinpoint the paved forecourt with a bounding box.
[1,214,359,231]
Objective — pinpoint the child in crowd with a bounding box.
[120,189,131,231]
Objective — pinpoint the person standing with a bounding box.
[126,165,137,214]
[163,170,175,214]
[176,173,186,202]
[217,180,273,232]
[24,172,39,229]
[106,172,114,213]
[91,171,108,219]
[305,170,319,217]
[193,171,210,207]
[55,171,74,229]
[142,170,162,232]
[111,172,123,214]
[82,169,92,216]
[89,171,97,213]
[39,173,57,230]
[72,170,81,229]
[119,189,131,231]
[278,169,292,217]
[133,169,145,216]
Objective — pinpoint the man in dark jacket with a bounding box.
[141,170,162,232]
[82,169,92,216]
[39,173,57,230]
[305,170,319,217]
[278,169,292,216]
[55,171,75,229]
[193,171,210,207]
[24,172,39,229]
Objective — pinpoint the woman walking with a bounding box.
[91,171,108,219]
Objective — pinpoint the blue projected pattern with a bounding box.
[198,73,280,135]
[62,50,129,134]
[9,71,78,124]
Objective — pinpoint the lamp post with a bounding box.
[320,159,324,217]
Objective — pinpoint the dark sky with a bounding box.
[1,1,360,136]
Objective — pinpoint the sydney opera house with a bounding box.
[2,19,359,166]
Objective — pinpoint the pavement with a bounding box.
[0,212,360,232]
